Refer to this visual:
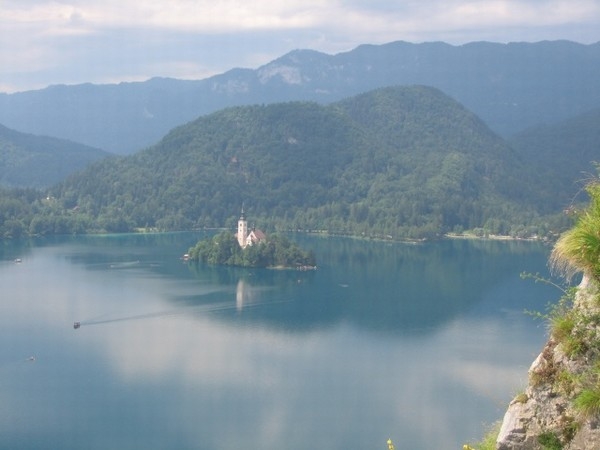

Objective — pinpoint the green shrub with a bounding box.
[574,388,600,418]
[551,312,575,343]
[555,369,579,396]
[538,431,563,450]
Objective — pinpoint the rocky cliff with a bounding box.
[496,275,600,449]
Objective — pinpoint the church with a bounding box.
[236,208,266,249]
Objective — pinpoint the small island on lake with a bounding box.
[186,209,316,269]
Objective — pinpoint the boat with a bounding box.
[73,322,81,329]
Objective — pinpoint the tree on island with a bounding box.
[187,231,316,269]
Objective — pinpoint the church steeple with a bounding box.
[237,205,248,248]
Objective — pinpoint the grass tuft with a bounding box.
[538,430,563,450]
[574,388,600,418]
[466,422,500,450]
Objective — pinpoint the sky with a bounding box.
[1,0,600,94]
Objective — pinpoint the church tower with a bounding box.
[237,206,248,248]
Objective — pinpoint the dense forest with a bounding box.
[510,107,600,203]
[0,86,584,240]
[0,123,110,188]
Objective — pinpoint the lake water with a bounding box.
[0,233,558,450]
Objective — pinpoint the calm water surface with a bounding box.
[0,233,558,450]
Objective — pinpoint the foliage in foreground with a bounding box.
[574,384,600,418]
[463,422,500,450]
[487,174,600,449]
[551,180,600,282]
[545,178,600,424]
[187,231,316,268]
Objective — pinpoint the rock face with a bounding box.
[496,276,600,449]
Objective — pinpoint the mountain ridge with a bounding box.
[0,40,598,154]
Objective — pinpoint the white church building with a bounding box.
[236,208,266,249]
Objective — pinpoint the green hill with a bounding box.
[0,86,575,239]
[0,123,111,188]
[510,107,600,209]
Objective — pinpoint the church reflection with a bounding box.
[236,279,256,311]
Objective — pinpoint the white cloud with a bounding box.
[450,0,599,28]
[317,0,600,45]
[1,0,599,92]
[4,0,596,38]
[178,0,599,37]
[0,1,327,33]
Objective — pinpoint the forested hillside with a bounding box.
[0,85,571,240]
[0,40,598,154]
[0,123,110,188]
[510,107,600,208]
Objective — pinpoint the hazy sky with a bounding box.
[1,0,599,93]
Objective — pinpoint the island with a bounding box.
[186,209,316,269]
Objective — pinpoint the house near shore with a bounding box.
[236,208,266,249]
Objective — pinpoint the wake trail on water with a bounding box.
[75,299,290,328]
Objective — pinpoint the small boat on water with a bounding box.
[73,322,81,329]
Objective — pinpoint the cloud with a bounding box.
[450,0,599,28]
[1,0,599,92]
[317,0,600,44]
[4,0,598,39]
[0,1,326,34]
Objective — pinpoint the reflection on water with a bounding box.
[0,233,556,450]
[236,279,263,311]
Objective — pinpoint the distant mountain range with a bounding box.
[0,40,599,154]
[0,124,110,188]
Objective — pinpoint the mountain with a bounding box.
[16,85,560,240]
[510,107,600,207]
[0,40,598,154]
[0,123,111,188]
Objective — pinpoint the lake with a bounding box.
[0,233,558,450]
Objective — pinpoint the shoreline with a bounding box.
[444,232,542,242]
